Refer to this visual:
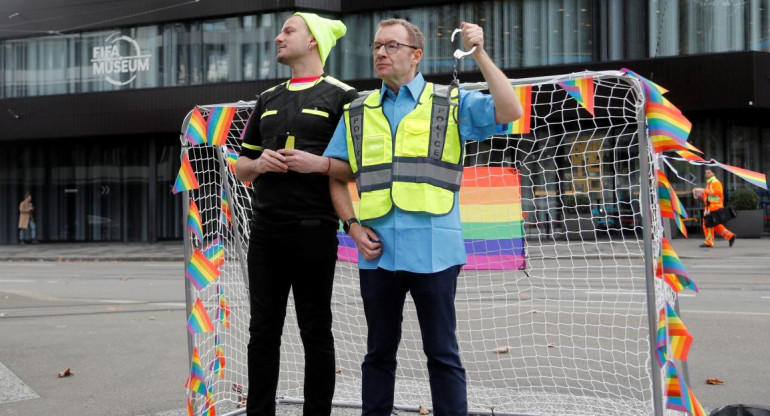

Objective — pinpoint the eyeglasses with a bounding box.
[370,41,419,55]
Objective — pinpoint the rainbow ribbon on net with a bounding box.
[173,154,200,194]
[558,77,594,116]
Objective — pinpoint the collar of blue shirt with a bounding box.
[379,72,426,106]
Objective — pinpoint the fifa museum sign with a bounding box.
[91,32,151,86]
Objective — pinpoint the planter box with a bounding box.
[727,209,763,238]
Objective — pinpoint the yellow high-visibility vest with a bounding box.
[344,83,463,221]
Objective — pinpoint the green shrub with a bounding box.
[730,188,759,210]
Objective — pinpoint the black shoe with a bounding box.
[729,235,735,247]
[699,243,713,248]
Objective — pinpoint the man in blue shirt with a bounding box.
[323,18,522,415]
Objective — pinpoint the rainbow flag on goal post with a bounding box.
[336,166,526,270]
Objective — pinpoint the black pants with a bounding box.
[246,220,338,416]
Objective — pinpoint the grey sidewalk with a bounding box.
[1,235,766,262]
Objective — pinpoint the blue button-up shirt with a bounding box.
[323,73,499,273]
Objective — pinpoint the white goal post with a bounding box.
[181,70,681,416]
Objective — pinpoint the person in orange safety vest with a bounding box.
[693,168,735,248]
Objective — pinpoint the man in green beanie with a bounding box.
[236,12,357,416]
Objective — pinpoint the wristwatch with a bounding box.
[342,217,360,234]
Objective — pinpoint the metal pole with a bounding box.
[630,74,665,416]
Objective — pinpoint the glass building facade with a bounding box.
[1,0,769,243]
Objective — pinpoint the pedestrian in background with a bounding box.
[18,192,37,244]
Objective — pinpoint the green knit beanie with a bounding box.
[294,12,347,66]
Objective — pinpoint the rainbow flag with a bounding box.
[660,237,690,279]
[504,85,532,134]
[186,394,193,416]
[187,297,215,334]
[173,154,200,194]
[666,302,693,361]
[188,200,203,244]
[202,390,217,416]
[225,147,239,175]
[622,69,671,107]
[204,237,224,267]
[658,254,698,293]
[665,360,706,416]
[207,107,236,146]
[186,249,220,291]
[647,102,695,153]
[657,170,688,237]
[218,285,231,329]
[186,108,208,146]
[675,149,705,162]
[220,188,231,228]
[558,77,594,116]
[336,167,526,270]
[209,334,226,379]
[186,346,207,395]
[655,307,667,367]
[713,160,768,190]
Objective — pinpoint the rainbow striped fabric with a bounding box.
[660,237,690,279]
[225,147,239,175]
[209,334,226,379]
[185,108,208,146]
[666,302,693,361]
[665,360,707,416]
[202,390,216,416]
[187,394,193,416]
[187,297,215,334]
[186,249,220,291]
[646,102,696,153]
[188,200,203,244]
[173,154,200,194]
[204,237,224,267]
[657,170,688,237]
[655,307,667,367]
[186,346,207,395]
[220,188,231,228]
[657,254,699,293]
[675,149,705,162]
[622,69,669,105]
[503,85,532,134]
[714,160,768,190]
[207,106,236,146]
[336,167,526,270]
[558,77,594,116]
[217,285,231,329]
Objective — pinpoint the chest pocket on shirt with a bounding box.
[397,120,431,157]
[301,108,329,118]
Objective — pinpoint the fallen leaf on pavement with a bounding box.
[706,378,725,385]
[492,345,509,354]
[335,367,342,374]
[548,343,556,348]
[419,405,430,415]
[58,368,74,378]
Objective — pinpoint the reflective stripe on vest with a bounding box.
[344,82,462,220]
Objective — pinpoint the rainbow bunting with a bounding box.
[558,77,594,115]
[209,334,226,378]
[660,237,690,279]
[504,85,532,134]
[204,237,224,267]
[656,307,667,367]
[187,394,194,416]
[202,389,217,416]
[186,108,208,146]
[665,360,707,416]
[622,69,672,107]
[221,188,231,228]
[646,102,696,153]
[207,106,236,146]
[336,167,526,270]
[188,200,203,244]
[187,297,215,334]
[186,249,220,291]
[173,154,200,194]
[664,272,699,293]
[713,160,768,190]
[218,285,231,329]
[657,170,688,237]
[666,302,693,361]
[225,147,239,175]
[186,346,207,395]
[675,150,705,162]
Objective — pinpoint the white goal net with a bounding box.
[181,70,671,416]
